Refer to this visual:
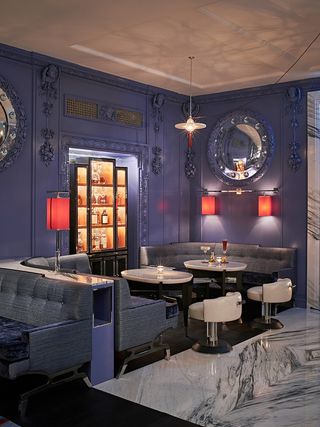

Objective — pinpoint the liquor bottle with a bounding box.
[91,163,100,184]
[78,194,82,206]
[100,230,107,249]
[101,209,108,224]
[92,208,98,225]
[98,193,107,204]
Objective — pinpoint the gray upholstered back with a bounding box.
[140,242,296,275]
[0,268,92,326]
[22,253,92,274]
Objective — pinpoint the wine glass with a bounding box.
[200,245,211,263]
[222,239,228,263]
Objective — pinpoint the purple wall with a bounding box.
[0,42,319,306]
[0,43,189,264]
[191,82,317,307]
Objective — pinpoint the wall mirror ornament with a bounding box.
[207,111,274,186]
[0,74,26,172]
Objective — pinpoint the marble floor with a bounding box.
[96,308,320,427]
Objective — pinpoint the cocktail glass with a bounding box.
[200,245,211,263]
[222,239,228,262]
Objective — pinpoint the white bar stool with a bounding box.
[247,278,293,329]
[188,292,242,353]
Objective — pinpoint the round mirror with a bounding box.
[207,111,274,186]
[0,75,26,172]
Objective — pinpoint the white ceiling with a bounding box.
[1,0,320,95]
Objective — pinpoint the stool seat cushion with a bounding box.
[247,286,263,302]
[188,302,204,321]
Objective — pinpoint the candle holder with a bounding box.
[222,239,228,263]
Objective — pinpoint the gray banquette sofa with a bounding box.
[140,242,297,288]
[0,267,92,412]
[22,253,92,274]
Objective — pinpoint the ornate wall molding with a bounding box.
[64,95,143,128]
[39,64,59,166]
[185,147,196,178]
[60,134,149,246]
[286,86,303,171]
[151,93,165,175]
[0,73,27,172]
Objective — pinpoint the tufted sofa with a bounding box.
[140,242,297,288]
[0,267,92,412]
[21,253,92,274]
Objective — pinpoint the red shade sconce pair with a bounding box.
[47,191,70,272]
[201,194,274,216]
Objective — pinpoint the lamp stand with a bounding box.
[55,230,61,273]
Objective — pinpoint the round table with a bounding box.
[121,268,193,326]
[184,260,247,296]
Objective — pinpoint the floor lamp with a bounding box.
[47,191,70,272]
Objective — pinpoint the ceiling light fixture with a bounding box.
[175,56,206,133]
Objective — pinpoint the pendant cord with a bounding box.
[188,56,195,117]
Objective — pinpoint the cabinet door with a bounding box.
[116,167,127,250]
[116,254,128,276]
[89,158,115,253]
[70,164,88,254]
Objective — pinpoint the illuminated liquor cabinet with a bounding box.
[70,158,128,276]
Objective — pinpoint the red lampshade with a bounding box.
[202,195,216,215]
[258,195,272,216]
[47,197,70,230]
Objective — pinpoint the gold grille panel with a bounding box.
[116,109,143,127]
[65,98,98,119]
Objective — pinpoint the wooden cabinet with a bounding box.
[70,158,128,276]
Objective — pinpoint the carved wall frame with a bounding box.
[60,134,150,246]
[0,73,27,172]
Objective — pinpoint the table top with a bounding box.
[0,259,113,288]
[121,268,193,284]
[184,259,247,272]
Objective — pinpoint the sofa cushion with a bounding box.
[0,316,34,362]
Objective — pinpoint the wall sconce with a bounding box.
[47,191,70,272]
[258,195,272,216]
[201,195,216,215]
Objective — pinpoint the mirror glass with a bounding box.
[0,84,20,168]
[207,111,274,185]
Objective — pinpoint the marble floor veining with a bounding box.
[95,308,320,427]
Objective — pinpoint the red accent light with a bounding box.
[258,195,272,216]
[47,197,70,230]
[201,196,215,215]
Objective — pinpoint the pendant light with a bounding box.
[175,56,206,133]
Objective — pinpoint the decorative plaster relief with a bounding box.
[286,86,303,171]
[39,64,59,166]
[151,93,165,175]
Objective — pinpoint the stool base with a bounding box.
[251,317,284,330]
[192,339,232,354]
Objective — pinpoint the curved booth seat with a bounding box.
[140,242,296,289]
[21,253,92,275]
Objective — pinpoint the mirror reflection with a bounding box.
[207,111,274,185]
